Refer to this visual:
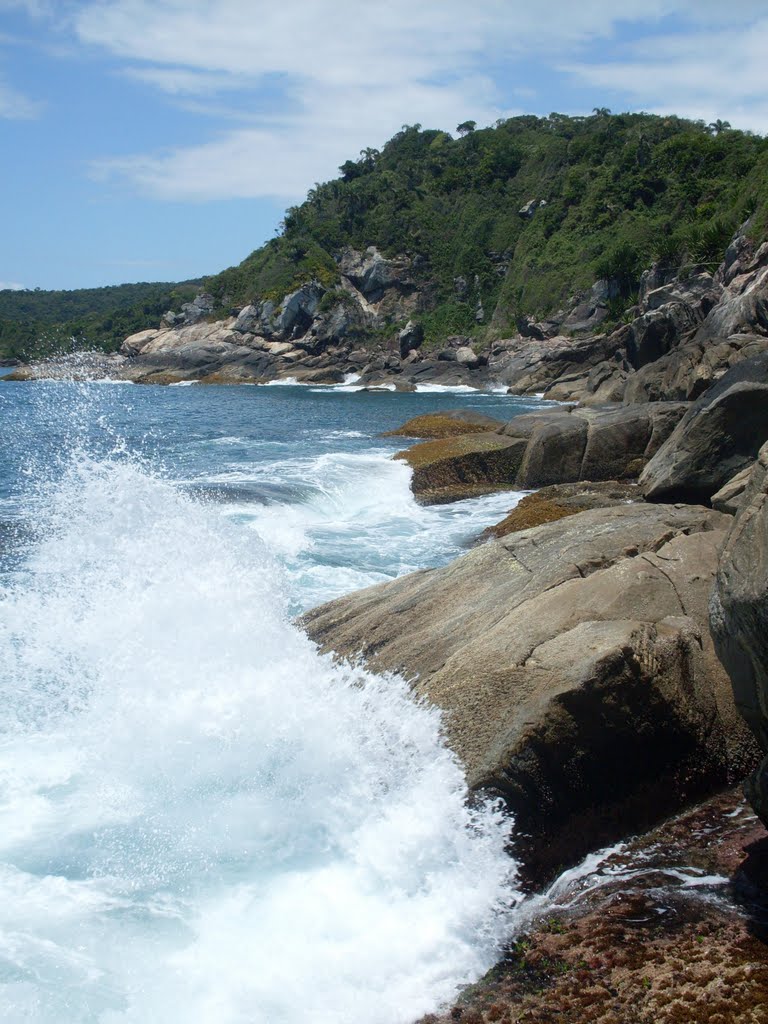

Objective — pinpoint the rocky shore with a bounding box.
[9,219,768,1019]
[6,218,768,397]
[426,788,768,1024]
[303,388,768,1017]
[306,225,768,1017]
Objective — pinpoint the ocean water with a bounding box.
[0,379,541,1023]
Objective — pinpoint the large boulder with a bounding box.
[624,299,708,369]
[509,403,686,488]
[304,504,757,879]
[397,403,686,502]
[641,353,768,504]
[711,442,768,824]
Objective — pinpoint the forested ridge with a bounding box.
[0,281,200,361]
[4,111,768,359]
[208,112,768,345]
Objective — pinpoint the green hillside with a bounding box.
[4,111,768,360]
[0,281,200,361]
[207,112,768,344]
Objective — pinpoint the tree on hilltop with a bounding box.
[708,119,732,135]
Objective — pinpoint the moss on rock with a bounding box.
[384,411,504,439]
[395,433,527,504]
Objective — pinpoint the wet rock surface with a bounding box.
[423,789,768,1024]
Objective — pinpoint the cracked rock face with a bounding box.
[302,503,758,879]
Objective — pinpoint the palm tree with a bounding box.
[592,107,611,118]
[708,119,731,135]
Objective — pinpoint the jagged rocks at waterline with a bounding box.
[711,441,768,826]
[303,502,759,880]
[428,789,768,1024]
[395,403,686,504]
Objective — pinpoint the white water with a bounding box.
[0,453,519,1023]
[205,450,525,609]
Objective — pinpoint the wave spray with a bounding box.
[0,443,517,1022]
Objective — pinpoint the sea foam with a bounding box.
[0,450,518,1023]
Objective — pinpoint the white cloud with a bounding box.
[92,74,507,201]
[121,66,253,96]
[65,1,768,201]
[0,78,42,118]
[0,280,26,290]
[562,17,768,133]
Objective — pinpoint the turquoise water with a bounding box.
[0,380,540,1023]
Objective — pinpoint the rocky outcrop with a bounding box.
[489,269,723,404]
[338,246,419,312]
[232,283,325,342]
[621,331,768,404]
[303,503,758,878]
[162,292,215,328]
[488,331,629,398]
[640,354,768,504]
[103,245,498,387]
[486,228,768,407]
[14,218,768,394]
[711,441,768,826]
[396,402,686,502]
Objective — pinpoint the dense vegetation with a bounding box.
[0,281,199,361]
[207,112,768,344]
[4,111,768,359]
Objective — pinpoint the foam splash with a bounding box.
[0,453,519,1023]
[210,451,525,610]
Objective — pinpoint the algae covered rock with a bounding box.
[394,433,527,504]
[382,409,504,439]
[481,480,639,539]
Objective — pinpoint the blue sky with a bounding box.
[1,0,767,291]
